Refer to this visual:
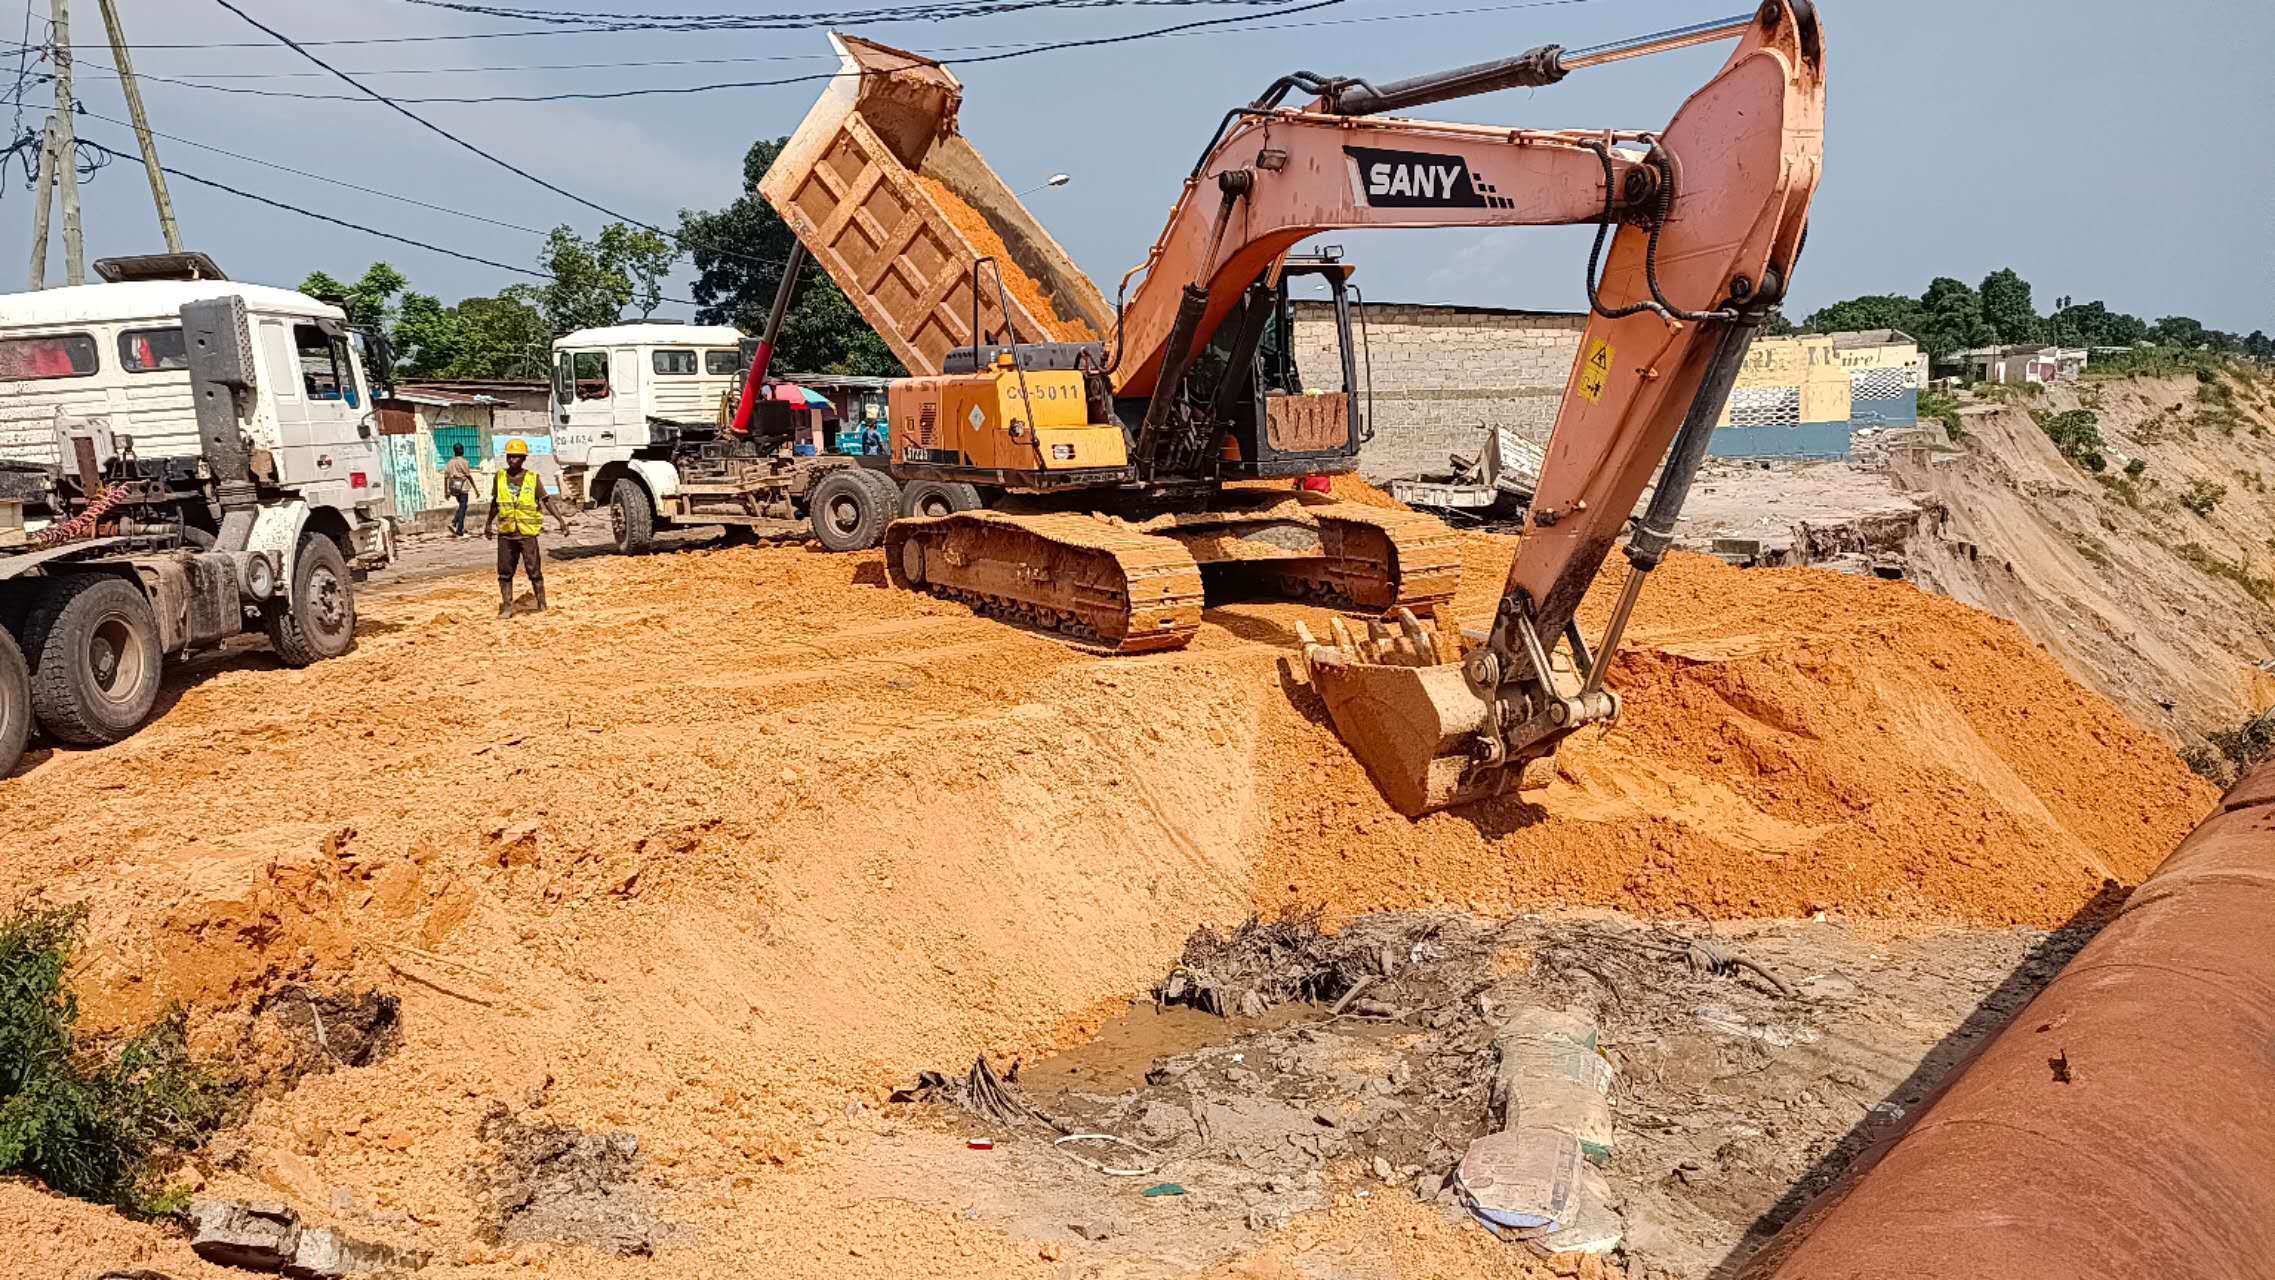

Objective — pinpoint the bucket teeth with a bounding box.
[1299,610,1497,816]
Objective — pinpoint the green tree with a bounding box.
[1800,293,1921,337]
[1978,267,2039,344]
[2039,408,2105,470]
[2151,315,2208,349]
[2047,300,2149,348]
[677,137,902,377]
[2245,330,2274,363]
[1913,276,1997,362]
[393,291,551,379]
[297,262,407,330]
[505,223,679,334]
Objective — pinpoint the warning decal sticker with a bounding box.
[1577,338,1614,404]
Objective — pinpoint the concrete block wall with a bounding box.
[1292,301,1585,481]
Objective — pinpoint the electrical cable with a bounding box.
[76,136,701,309]
[41,0,1606,94]
[207,0,784,272]
[72,105,551,237]
[31,0,1319,48]
[200,0,1351,105]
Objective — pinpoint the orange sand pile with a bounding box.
[0,532,2212,1276]
[920,175,1098,343]
[1324,471,1409,510]
[1248,534,2209,927]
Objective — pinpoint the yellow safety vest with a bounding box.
[494,469,545,536]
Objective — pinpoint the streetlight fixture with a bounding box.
[1015,173,1072,198]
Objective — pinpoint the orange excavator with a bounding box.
[757,3,1825,815]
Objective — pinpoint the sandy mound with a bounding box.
[0,531,2210,1276]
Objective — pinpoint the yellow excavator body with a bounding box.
[887,365,1127,478]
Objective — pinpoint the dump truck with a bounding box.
[548,322,900,553]
[0,255,391,777]
[761,3,1823,817]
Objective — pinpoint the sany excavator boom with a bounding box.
[1279,5,1826,814]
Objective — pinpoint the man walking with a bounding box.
[482,438,568,618]
[443,443,475,537]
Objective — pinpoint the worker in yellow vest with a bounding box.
[482,438,569,618]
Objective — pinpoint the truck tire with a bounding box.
[266,533,357,668]
[22,575,163,746]
[611,479,657,554]
[855,467,900,514]
[808,469,891,552]
[898,480,984,519]
[0,626,28,778]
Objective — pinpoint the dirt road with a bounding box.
[0,525,2212,1278]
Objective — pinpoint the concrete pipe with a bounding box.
[1740,758,2275,1280]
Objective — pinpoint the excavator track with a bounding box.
[1136,497,1463,614]
[883,498,1460,656]
[885,510,1206,654]
[1272,502,1463,613]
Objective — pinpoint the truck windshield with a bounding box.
[0,333,98,380]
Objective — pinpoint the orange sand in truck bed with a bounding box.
[0,532,2211,1277]
[920,175,1099,344]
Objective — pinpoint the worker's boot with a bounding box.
[530,581,548,614]
[497,579,514,619]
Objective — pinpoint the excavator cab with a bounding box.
[1174,251,1367,480]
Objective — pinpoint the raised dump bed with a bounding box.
[758,34,1113,376]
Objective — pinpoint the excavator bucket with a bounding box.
[1296,611,1497,817]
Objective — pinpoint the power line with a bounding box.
[389,0,1295,26]
[27,0,1308,48]
[201,0,1359,266]
[72,105,552,237]
[76,136,703,309]
[207,0,780,271]
[51,0,1606,101]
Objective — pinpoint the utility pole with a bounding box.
[50,0,85,286]
[95,0,179,253]
[28,116,56,288]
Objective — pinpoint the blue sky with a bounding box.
[7,0,2270,334]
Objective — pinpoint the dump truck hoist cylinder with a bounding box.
[1739,759,2275,1280]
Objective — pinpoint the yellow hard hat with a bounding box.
[504,438,530,457]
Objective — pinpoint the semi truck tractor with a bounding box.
[0,255,390,777]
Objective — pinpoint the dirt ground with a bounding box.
[851,907,2108,1280]
[0,509,2214,1278]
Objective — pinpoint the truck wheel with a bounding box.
[22,575,162,746]
[898,480,983,519]
[612,480,657,554]
[0,626,28,777]
[808,469,891,552]
[855,467,901,514]
[266,533,357,668]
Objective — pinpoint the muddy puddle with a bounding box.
[1023,1002,1311,1101]
[853,910,2098,1279]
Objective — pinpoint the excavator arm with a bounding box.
[1234,2,1829,814]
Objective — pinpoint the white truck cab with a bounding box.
[2,259,393,778]
[550,321,747,468]
[0,274,390,559]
